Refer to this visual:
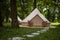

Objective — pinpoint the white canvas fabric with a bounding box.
[18,16,22,22]
[22,8,50,23]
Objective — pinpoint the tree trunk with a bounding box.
[0,12,3,26]
[10,0,19,28]
[0,0,4,27]
[33,0,36,9]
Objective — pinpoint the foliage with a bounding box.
[16,0,60,22]
[0,0,60,26]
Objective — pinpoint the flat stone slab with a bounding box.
[23,28,49,38]
[40,28,49,33]
[24,34,35,37]
[31,32,40,35]
[12,37,25,40]
[41,30,46,32]
[37,31,41,33]
[8,38,11,40]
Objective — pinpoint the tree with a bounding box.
[19,0,32,19]
[0,12,3,26]
[10,0,19,28]
[0,1,3,26]
[0,0,6,26]
[20,0,25,19]
[33,0,36,9]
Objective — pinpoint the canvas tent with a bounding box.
[18,16,22,23]
[21,8,50,27]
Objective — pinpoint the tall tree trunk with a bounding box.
[0,12,3,26]
[0,0,4,27]
[33,0,36,9]
[10,0,19,28]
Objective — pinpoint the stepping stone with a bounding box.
[23,28,49,38]
[25,34,35,37]
[40,30,46,33]
[40,28,49,33]
[37,31,41,33]
[8,38,11,40]
[40,30,46,32]
[31,33,40,35]
[12,37,25,40]
[45,27,49,30]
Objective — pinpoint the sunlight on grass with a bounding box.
[51,22,60,26]
[3,22,11,27]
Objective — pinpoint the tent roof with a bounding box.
[18,16,22,22]
[22,8,50,23]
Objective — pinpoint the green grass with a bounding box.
[24,28,60,40]
[0,22,60,40]
[51,22,60,27]
[51,22,60,26]
[0,27,42,40]
[0,27,60,40]
[3,22,11,27]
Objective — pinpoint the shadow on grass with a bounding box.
[0,26,43,40]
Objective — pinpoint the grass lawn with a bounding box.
[0,27,43,40]
[0,22,60,40]
[0,27,60,40]
[51,22,60,25]
[24,28,60,40]
[51,22,60,27]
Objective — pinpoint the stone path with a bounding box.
[8,27,49,40]
[8,37,25,40]
[23,27,49,37]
